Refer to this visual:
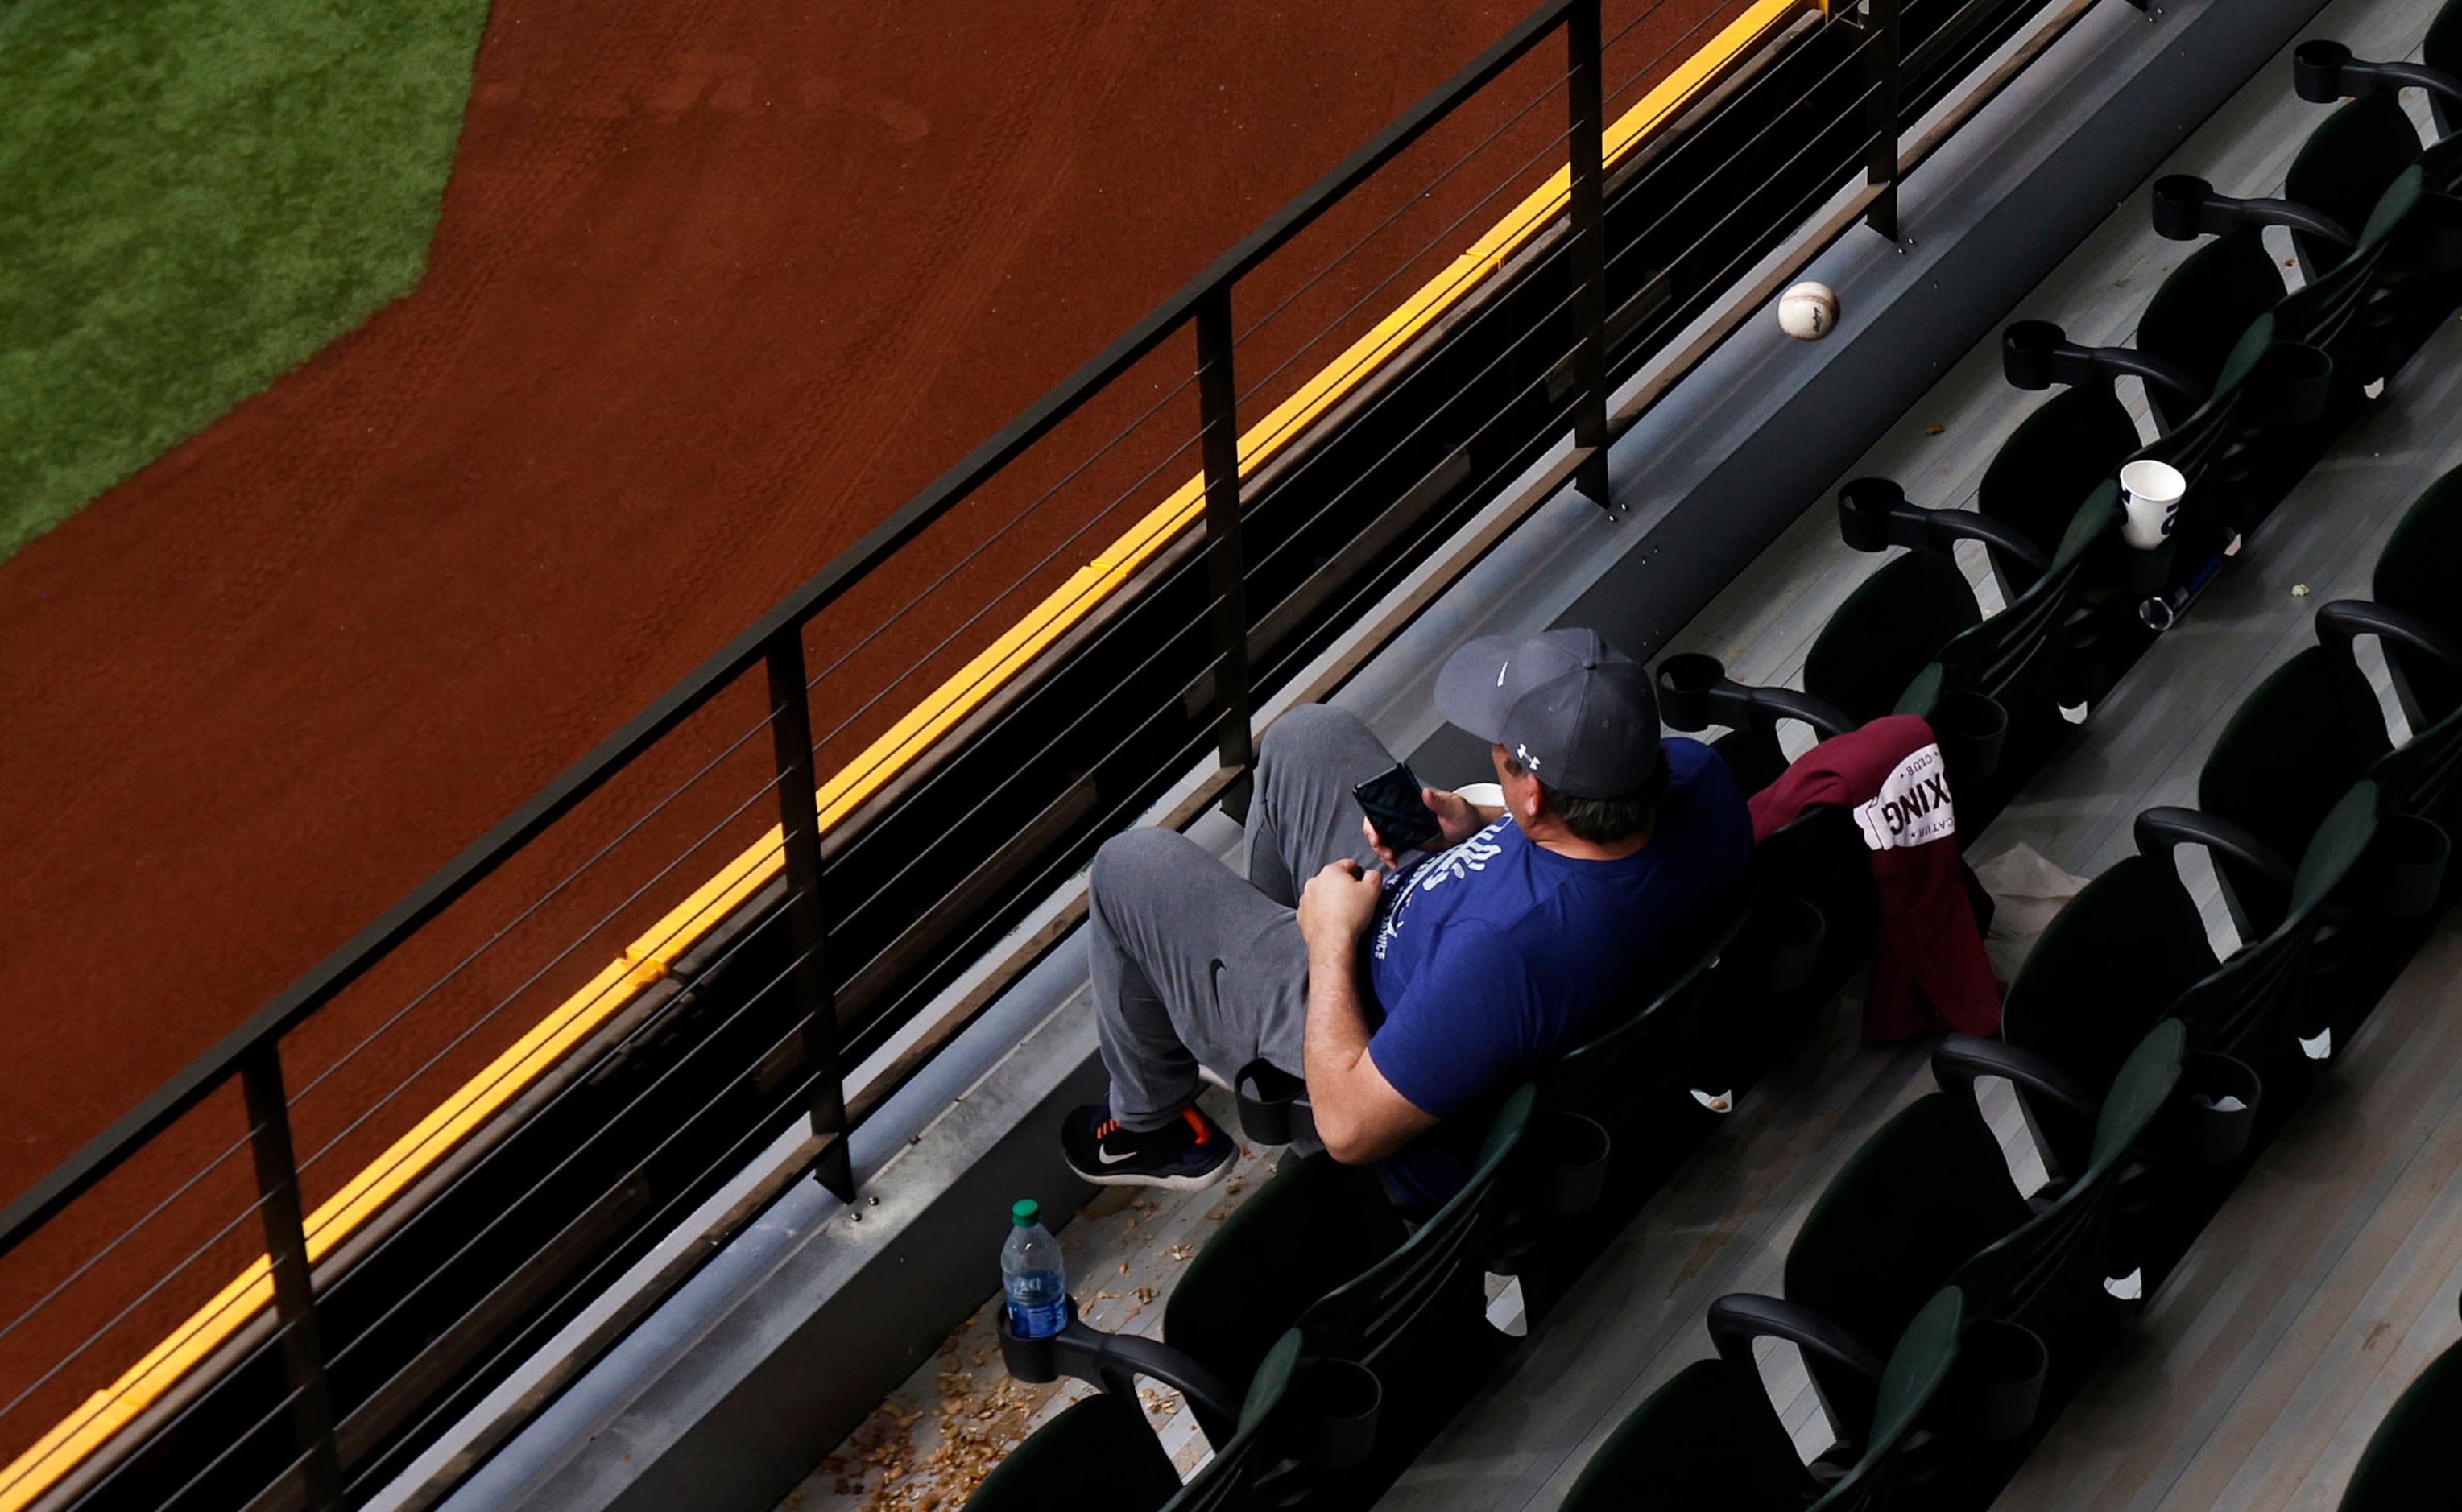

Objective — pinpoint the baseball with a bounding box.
[1778,281,1839,340]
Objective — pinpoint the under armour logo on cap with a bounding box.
[1515,742,1541,770]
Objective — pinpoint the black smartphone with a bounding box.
[1352,762,1445,852]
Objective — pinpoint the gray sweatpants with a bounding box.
[1086,704,1400,1132]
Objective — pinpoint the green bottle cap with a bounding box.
[1012,1199,1040,1228]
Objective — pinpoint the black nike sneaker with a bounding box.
[1061,1104,1236,1190]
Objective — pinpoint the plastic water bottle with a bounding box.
[1001,1199,1068,1339]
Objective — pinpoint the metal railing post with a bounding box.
[1863,0,1903,242]
[1194,287,1256,799]
[240,1046,344,1510]
[766,631,856,1203]
[1567,0,1614,512]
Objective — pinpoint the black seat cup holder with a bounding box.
[2369,815,2451,919]
[2116,529,2179,596]
[2150,174,2355,254]
[2164,1051,2263,1166]
[2294,38,2462,109]
[1293,1357,1383,1469]
[1736,894,1825,994]
[2249,341,2334,424]
[1959,1320,2049,1441]
[1838,477,1909,553]
[1236,1059,1306,1146]
[998,1300,1244,1439]
[1930,690,2007,787]
[1525,1112,1612,1217]
[1653,651,1732,733]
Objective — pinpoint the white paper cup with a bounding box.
[2119,460,2187,551]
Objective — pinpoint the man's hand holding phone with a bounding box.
[1357,775,1502,870]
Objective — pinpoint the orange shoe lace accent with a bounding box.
[1095,1117,1121,1141]
[1182,1109,1212,1145]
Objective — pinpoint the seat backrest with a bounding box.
[1545,903,1746,1113]
[1558,1357,1816,1512]
[1806,1287,1969,1512]
[2169,782,2381,1060]
[1949,1021,2186,1336]
[2196,642,2394,929]
[2286,93,2425,277]
[1805,550,1982,724]
[1162,1331,1314,1512]
[1163,1155,1403,1401]
[1930,480,2121,713]
[1781,1094,2026,1436]
[2338,1338,2462,1510]
[1295,1084,1534,1364]
[2430,0,2462,138]
[966,1389,1185,1512]
[1977,387,2142,593]
[2001,853,2215,1099]
[2136,230,2286,431]
[2376,465,2462,721]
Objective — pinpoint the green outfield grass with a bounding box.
[0,0,490,561]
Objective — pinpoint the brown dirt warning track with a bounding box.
[0,0,1743,1465]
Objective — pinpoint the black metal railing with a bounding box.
[0,0,2098,1506]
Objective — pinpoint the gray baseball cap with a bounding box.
[1434,629,1663,799]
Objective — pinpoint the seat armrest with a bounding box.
[2150,174,2355,252]
[1930,1035,2097,1122]
[2134,806,2296,887]
[1706,1293,1886,1388]
[2002,320,2205,412]
[1839,477,2052,573]
[2317,600,2462,674]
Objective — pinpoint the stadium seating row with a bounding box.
[962,9,2462,1506]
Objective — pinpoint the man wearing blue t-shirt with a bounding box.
[1062,629,1752,1206]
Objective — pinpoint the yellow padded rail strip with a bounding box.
[0,3,1806,1502]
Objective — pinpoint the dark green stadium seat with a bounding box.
[1564,1287,1972,1512]
[2150,781,2406,1071]
[1999,857,2215,1103]
[1160,1086,1533,1444]
[1976,386,2144,594]
[2135,230,2287,432]
[964,1389,1182,1512]
[2286,93,2425,279]
[2431,0,2462,139]
[1804,548,1982,727]
[2339,1336,2462,1510]
[1557,1357,1817,1512]
[970,1329,1388,1512]
[2375,466,2462,724]
[1707,1026,2182,1445]
[2129,311,2335,549]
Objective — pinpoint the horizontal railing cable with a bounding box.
[1239,280,1590,591]
[1233,65,1576,350]
[794,369,1204,704]
[0,1126,259,1359]
[288,758,796,1186]
[6,1295,292,1511]
[319,943,830,1411]
[303,903,825,1326]
[796,422,1209,755]
[1599,35,1883,291]
[1233,118,1579,415]
[279,693,785,1121]
[130,1374,307,1512]
[0,1180,277,1456]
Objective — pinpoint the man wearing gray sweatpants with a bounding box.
[1058,630,1753,1203]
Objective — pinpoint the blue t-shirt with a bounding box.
[1363,738,1751,1208]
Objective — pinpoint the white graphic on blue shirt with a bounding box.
[1372,823,1508,961]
